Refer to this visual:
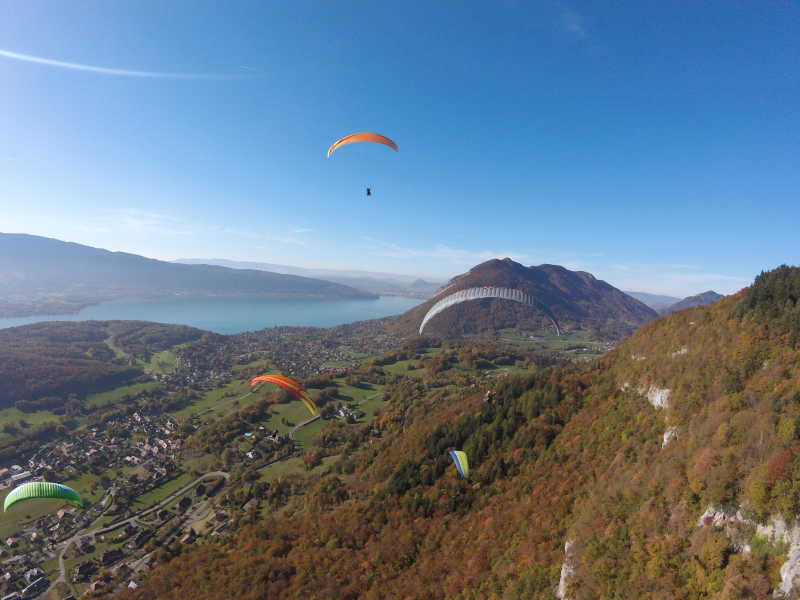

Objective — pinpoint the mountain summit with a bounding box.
[395,258,657,339]
[660,290,724,315]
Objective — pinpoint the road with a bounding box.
[50,471,229,590]
[289,415,320,440]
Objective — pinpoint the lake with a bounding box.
[0,296,422,334]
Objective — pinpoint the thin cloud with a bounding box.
[0,49,239,79]
[361,238,532,265]
[117,210,194,236]
[556,2,587,39]
[602,262,750,296]
[292,228,314,234]
[267,235,306,246]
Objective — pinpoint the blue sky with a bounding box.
[1,1,797,296]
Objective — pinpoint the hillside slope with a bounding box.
[0,234,374,317]
[116,265,800,600]
[394,258,657,339]
[0,321,211,405]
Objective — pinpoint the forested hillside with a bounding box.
[114,265,800,599]
[0,321,208,405]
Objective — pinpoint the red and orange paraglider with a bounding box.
[250,374,319,417]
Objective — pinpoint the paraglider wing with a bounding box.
[419,287,561,336]
[296,393,320,418]
[250,374,305,391]
[449,450,470,479]
[249,374,319,417]
[4,481,83,512]
[327,132,398,157]
[253,374,307,392]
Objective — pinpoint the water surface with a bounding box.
[0,296,421,334]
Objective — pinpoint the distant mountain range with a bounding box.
[175,258,442,299]
[395,258,658,339]
[0,234,374,318]
[623,291,682,312]
[659,290,724,315]
[624,290,724,314]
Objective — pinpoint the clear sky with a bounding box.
[1,1,797,296]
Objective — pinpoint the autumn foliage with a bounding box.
[117,266,800,599]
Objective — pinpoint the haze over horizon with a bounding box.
[2,1,797,296]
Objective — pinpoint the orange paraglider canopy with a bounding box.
[250,374,319,416]
[256,374,306,392]
[327,132,398,157]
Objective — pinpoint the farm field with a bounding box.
[169,379,253,420]
[131,472,193,510]
[86,382,160,409]
[0,406,59,436]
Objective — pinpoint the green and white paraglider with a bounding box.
[3,481,83,512]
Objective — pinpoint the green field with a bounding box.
[0,406,60,434]
[0,487,69,539]
[268,400,318,434]
[61,472,104,504]
[131,472,193,510]
[146,350,178,374]
[104,336,128,360]
[320,352,376,368]
[169,379,254,420]
[292,419,327,446]
[41,555,59,579]
[381,358,426,376]
[330,380,386,420]
[258,454,337,483]
[232,358,273,373]
[497,328,607,356]
[86,382,160,409]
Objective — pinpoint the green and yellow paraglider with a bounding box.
[4,481,83,512]
[449,450,469,479]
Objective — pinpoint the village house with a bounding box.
[101,548,124,566]
[9,472,32,485]
[23,568,42,584]
[89,580,105,593]
[73,561,96,583]
[20,576,47,599]
[56,507,76,520]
